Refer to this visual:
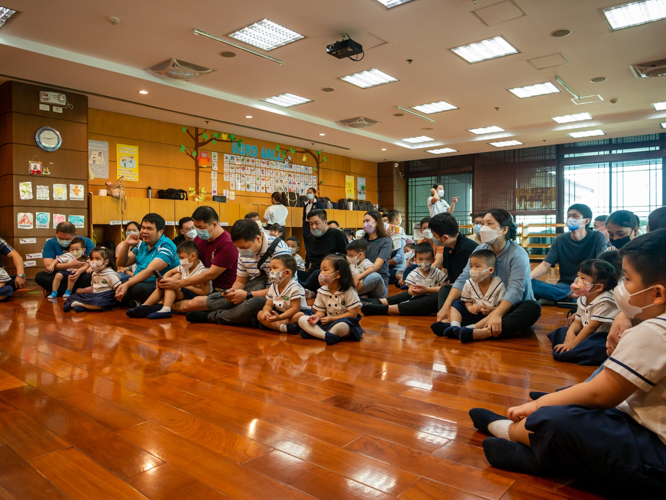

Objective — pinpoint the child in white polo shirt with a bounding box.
[63,246,120,312]
[468,230,666,497]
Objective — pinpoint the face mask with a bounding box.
[268,270,287,285]
[289,247,298,255]
[255,220,264,231]
[613,281,655,319]
[422,229,432,239]
[196,228,210,240]
[90,261,104,271]
[611,236,631,249]
[126,231,139,237]
[307,193,314,200]
[479,225,502,244]
[419,262,432,270]
[347,255,358,266]
[180,258,192,270]
[318,272,337,286]
[473,224,482,236]
[570,277,598,297]
[312,228,324,237]
[437,190,445,198]
[404,251,414,261]
[567,218,586,231]
[185,229,198,240]
[470,268,492,283]
[70,250,83,258]
[363,222,376,235]
[57,238,71,248]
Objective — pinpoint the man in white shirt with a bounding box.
[427,183,458,217]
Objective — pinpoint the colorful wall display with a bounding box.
[357,177,366,200]
[345,175,355,199]
[222,153,317,195]
[88,140,109,179]
[116,144,139,182]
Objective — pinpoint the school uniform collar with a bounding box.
[581,290,615,307]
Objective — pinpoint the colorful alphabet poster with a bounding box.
[88,140,109,179]
[117,144,139,182]
[36,212,50,229]
[17,212,33,229]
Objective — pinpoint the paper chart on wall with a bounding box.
[53,214,66,229]
[53,184,67,200]
[17,212,33,229]
[36,212,50,229]
[36,185,49,200]
[19,182,33,200]
[69,184,84,200]
[68,215,85,228]
[229,191,235,200]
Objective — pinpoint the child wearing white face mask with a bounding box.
[48,238,88,298]
[257,254,311,334]
[346,239,386,299]
[127,241,210,319]
[286,236,306,271]
[433,249,505,342]
[63,246,120,312]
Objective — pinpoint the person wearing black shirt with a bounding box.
[173,217,196,247]
[299,209,348,291]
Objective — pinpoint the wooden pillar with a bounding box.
[0,81,89,278]
[378,161,406,215]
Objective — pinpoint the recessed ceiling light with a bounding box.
[590,76,607,83]
[138,90,148,95]
[427,148,457,154]
[551,29,571,37]
[468,126,504,134]
[411,100,458,114]
[245,115,252,118]
[602,0,666,31]
[220,51,236,58]
[319,133,325,136]
[508,82,560,98]
[401,136,434,143]
[450,36,519,64]
[340,68,399,88]
[261,93,312,107]
[381,148,387,150]
[567,129,605,138]
[374,0,416,8]
[393,113,404,117]
[228,19,304,51]
[0,6,17,29]
[489,140,523,147]
[551,112,593,123]
[652,101,666,110]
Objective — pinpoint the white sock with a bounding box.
[451,321,461,327]
[328,323,351,337]
[488,420,513,441]
[465,324,477,329]
[279,324,288,332]
[157,306,171,313]
[71,301,83,307]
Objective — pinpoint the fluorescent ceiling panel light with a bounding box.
[567,129,605,138]
[411,100,458,114]
[652,101,666,110]
[261,93,312,107]
[374,0,416,8]
[552,112,593,123]
[228,19,304,51]
[508,82,560,98]
[489,140,522,147]
[468,126,504,134]
[340,68,398,88]
[0,6,17,28]
[401,136,434,143]
[427,148,457,154]
[661,122,666,128]
[450,36,518,63]
[602,0,666,31]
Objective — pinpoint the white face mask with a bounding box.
[422,229,433,239]
[437,190,444,198]
[470,267,492,283]
[479,225,502,244]
[185,228,197,240]
[289,246,298,255]
[70,249,83,258]
[613,281,655,319]
[255,220,263,230]
[404,251,414,261]
[180,258,192,269]
[90,260,104,271]
[419,262,432,270]
[347,255,359,266]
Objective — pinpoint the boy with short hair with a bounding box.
[432,249,505,342]
[468,230,666,496]
[346,239,386,298]
[269,224,285,239]
[286,236,306,271]
[48,237,87,298]
[127,240,210,319]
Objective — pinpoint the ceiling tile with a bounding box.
[527,53,569,70]
[472,1,526,26]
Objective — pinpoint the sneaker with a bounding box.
[63,291,72,298]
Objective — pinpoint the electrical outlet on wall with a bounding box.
[39,91,67,106]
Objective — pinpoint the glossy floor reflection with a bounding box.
[0,294,606,499]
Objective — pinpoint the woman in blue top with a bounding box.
[433,209,541,341]
[358,211,392,297]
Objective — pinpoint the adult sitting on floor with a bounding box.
[36,222,94,295]
[531,203,607,303]
[172,216,197,247]
[433,209,541,341]
[157,205,238,313]
[358,211,392,297]
[115,213,179,305]
[0,237,27,301]
[298,209,348,292]
[186,218,290,325]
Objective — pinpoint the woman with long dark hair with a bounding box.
[358,211,392,296]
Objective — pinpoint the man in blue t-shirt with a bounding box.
[36,222,95,295]
[531,203,608,302]
[115,213,179,305]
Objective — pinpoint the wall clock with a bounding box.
[35,126,62,152]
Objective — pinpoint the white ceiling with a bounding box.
[1,0,665,162]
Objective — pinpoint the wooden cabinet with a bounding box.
[174,200,199,221]
[91,196,121,224]
[218,203,240,226]
[149,199,175,224]
[122,197,150,224]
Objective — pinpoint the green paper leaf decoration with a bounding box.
[322,156,327,162]
[182,126,187,133]
[319,180,324,184]
[214,132,220,139]
[316,150,321,155]
[212,139,216,145]
[230,134,236,141]
[289,148,295,154]
[179,144,186,152]
[275,144,281,150]
[202,133,209,140]
[313,166,318,172]
[192,151,197,157]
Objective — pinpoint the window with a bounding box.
[407,173,473,233]
[564,162,611,219]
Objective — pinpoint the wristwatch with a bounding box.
[246,291,253,300]
[17,273,26,278]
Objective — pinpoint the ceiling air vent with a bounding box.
[630,58,666,79]
[336,116,381,129]
[147,58,214,81]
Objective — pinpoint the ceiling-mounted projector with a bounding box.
[327,34,364,60]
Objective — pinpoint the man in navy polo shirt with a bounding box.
[115,213,179,304]
[36,222,95,295]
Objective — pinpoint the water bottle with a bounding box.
[147,186,152,199]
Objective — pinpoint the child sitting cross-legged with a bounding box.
[347,239,386,298]
[431,249,505,342]
[257,254,312,334]
[361,243,446,316]
[467,230,666,497]
[298,254,363,345]
[48,237,88,298]
[548,259,620,365]
[127,241,210,319]
[63,246,120,312]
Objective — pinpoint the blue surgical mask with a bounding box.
[307,193,314,200]
[196,228,210,240]
[57,238,71,248]
[239,248,254,257]
[473,224,481,235]
[312,228,324,237]
[567,218,585,231]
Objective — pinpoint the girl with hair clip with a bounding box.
[298,254,363,345]
[63,246,122,312]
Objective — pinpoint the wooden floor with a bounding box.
[0,290,607,500]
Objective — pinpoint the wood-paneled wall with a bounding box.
[378,161,406,216]
[88,109,378,206]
